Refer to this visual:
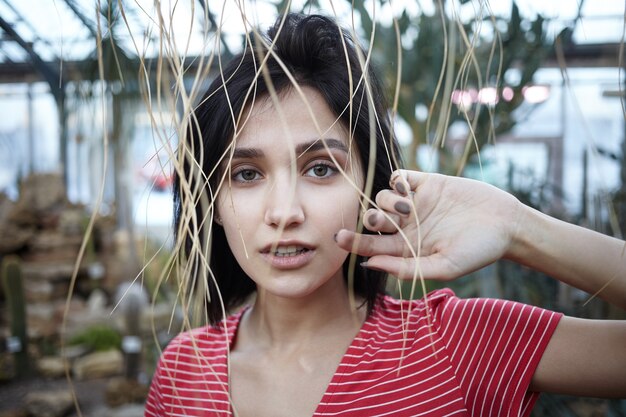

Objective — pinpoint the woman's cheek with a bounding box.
[326,185,362,231]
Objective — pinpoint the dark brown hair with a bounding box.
[175,13,401,325]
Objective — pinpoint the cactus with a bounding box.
[1,255,30,377]
[123,292,142,380]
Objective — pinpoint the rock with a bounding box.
[36,356,68,378]
[58,207,86,236]
[0,224,35,254]
[564,398,607,417]
[92,404,145,417]
[61,308,117,341]
[0,192,13,221]
[55,289,118,339]
[26,302,58,338]
[73,350,123,380]
[140,302,182,334]
[0,410,28,417]
[6,206,38,228]
[93,215,117,253]
[24,280,54,303]
[54,299,86,334]
[99,231,144,293]
[12,174,67,216]
[29,231,82,253]
[110,404,145,417]
[87,289,108,313]
[105,377,149,407]
[0,352,15,381]
[24,279,70,309]
[24,390,74,417]
[21,261,76,282]
[59,344,90,361]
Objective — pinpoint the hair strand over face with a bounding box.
[174,13,402,325]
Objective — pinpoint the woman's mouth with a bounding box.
[261,243,315,269]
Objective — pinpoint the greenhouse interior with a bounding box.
[0,1,625,416]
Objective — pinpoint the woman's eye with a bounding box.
[305,163,335,178]
[233,169,260,182]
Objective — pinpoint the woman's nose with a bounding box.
[263,177,305,228]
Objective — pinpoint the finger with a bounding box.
[375,189,414,217]
[363,254,461,281]
[390,169,435,195]
[364,209,401,234]
[335,229,404,257]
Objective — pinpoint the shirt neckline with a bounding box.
[224,299,381,416]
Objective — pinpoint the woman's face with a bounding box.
[216,87,364,300]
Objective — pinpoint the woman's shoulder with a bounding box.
[148,311,243,408]
[374,288,562,333]
[160,309,245,358]
[377,288,456,316]
[361,288,456,338]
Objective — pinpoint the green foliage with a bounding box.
[250,2,554,172]
[1,255,30,377]
[69,325,122,352]
[343,1,550,173]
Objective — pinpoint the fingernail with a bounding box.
[395,181,407,195]
[367,212,379,226]
[394,201,411,215]
[360,262,385,272]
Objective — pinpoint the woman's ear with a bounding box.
[214,210,223,226]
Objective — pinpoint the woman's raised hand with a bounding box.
[335,169,524,281]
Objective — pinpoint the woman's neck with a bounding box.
[241,275,366,352]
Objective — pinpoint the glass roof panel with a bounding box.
[0,0,623,68]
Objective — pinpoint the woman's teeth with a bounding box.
[274,246,308,257]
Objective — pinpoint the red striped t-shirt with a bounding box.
[144,289,562,416]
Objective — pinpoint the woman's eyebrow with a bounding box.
[296,138,348,157]
[231,147,264,159]
[230,138,348,160]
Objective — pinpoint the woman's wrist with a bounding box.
[505,200,547,268]
[503,201,626,309]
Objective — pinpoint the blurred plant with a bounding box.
[277,1,551,173]
[68,325,122,352]
[1,255,30,378]
[358,1,550,173]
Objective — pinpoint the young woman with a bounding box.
[144,13,626,417]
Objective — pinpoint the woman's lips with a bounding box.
[260,247,316,269]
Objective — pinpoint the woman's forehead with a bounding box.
[233,87,350,148]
